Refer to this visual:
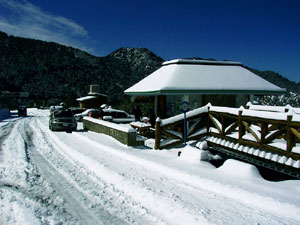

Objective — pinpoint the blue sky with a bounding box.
[0,0,299,82]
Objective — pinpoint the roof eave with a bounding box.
[124,89,286,96]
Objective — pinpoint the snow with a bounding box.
[247,102,289,113]
[160,105,208,127]
[1,108,300,225]
[163,59,243,66]
[242,108,288,120]
[84,116,136,133]
[76,96,97,101]
[210,106,239,115]
[124,59,284,95]
[179,145,210,162]
[217,159,262,180]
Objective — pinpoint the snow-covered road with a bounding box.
[1,109,300,225]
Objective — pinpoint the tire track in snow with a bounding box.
[34,117,186,224]
[30,117,158,225]
[1,117,75,225]
[27,118,127,225]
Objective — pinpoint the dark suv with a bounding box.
[49,110,77,132]
[18,106,27,116]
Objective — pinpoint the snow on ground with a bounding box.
[1,108,300,225]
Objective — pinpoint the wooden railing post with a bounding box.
[286,112,295,153]
[221,114,225,137]
[238,107,245,141]
[206,105,211,134]
[154,117,161,150]
[260,122,267,145]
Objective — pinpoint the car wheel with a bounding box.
[50,124,55,131]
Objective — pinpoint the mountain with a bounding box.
[246,67,300,93]
[0,31,299,108]
[0,31,163,108]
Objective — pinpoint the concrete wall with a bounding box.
[83,117,139,146]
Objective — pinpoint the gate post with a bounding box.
[154,117,161,150]
[238,107,245,141]
[286,112,295,153]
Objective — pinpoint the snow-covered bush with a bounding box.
[255,92,300,107]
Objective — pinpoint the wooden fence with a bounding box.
[154,105,210,149]
[208,106,300,160]
[153,104,300,176]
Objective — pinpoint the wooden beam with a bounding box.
[264,127,286,144]
[209,114,222,134]
[161,130,182,140]
[242,121,261,143]
[225,121,238,135]
[291,127,300,140]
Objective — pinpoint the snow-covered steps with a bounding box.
[207,136,300,172]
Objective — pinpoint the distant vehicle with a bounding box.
[74,109,100,122]
[49,109,77,132]
[74,108,135,124]
[69,107,86,116]
[17,106,27,116]
[100,108,135,124]
[50,105,63,114]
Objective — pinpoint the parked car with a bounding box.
[49,109,77,132]
[74,109,100,122]
[69,107,86,116]
[75,108,135,124]
[17,105,27,116]
[100,108,135,123]
[50,105,63,114]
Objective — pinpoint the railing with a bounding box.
[208,106,300,160]
[154,105,209,149]
[153,103,300,176]
[154,103,300,159]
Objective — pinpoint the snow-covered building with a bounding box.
[124,59,285,118]
[77,85,107,109]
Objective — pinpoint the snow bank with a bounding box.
[218,159,263,180]
[179,145,209,163]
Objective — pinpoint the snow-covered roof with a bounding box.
[76,93,108,102]
[124,59,285,96]
[76,96,98,101]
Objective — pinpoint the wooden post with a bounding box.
[221,114,225,137]
[260,122,267,145]
[154,117,161,150]
[238,108,245,141]
[206,105,211,134]
[286,113,295,153]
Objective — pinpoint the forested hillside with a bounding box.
[0,31,163,107]
[0,31,299,108]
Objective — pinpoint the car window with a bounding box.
[117,112,128,118]
[54,110,73,117]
